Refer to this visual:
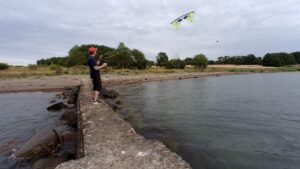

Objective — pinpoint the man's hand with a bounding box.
[101,63,108,68]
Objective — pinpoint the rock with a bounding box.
[61,132,77,143]
[101,87,119,99]
[67,96,75,104]
[72,86,80,96]
[15,128,61,159]
[60,109,77,125]
[0,140,17,154]
[62,87,73,97]
[63,87,73,91]
[115,97,126,105]
[47,102,67,111]
[32,157,68,169]
[49,100,56,104]
[55,94,63,99]
[105,99,118,111]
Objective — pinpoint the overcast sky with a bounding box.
[1,0,300,65]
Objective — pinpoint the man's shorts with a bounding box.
[92,77,102,92]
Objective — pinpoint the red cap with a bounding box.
[88,47,97,54]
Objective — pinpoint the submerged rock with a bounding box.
[115,97,126,105]
[14,126,75,159]
[101,87,119,98]
[49,100,56,104]
[15,128,61,159]
[32,156,68,169]
[60,109,77,126]
[47,102,67,111]
[0,140,17,154]
[67,95,75,104]
[105,99,118,111]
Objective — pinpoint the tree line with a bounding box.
[36,43,300,69]
[37,43,209,69]
[37,43,151,69]
[211,52,300,67]
[156,52,208,69]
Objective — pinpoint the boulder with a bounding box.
[0,140,17,154]
[115,97,126,105]
[105,99,118,111]
[47,102,67,111]
[60,109,77,125]
[32,157,68,169]
[67,96,75,104]
[15,128,61,159]
[101,87,119,99]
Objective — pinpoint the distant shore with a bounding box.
[0,64,299,93]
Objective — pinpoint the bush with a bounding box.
[0,63,9,70]
[192,54,208,69]
[49,64,63,75]
[156,52,169,67]
[28,64,38,70]
[166,59,186,69]
[49,64,59,70]
[291,52,300,64]
[262,53,296,67]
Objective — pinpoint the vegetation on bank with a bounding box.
[211,52,300,67]
[1,64,300,79]
[36,43,209,70]
[1,42,300,79]
[0,63,9,70]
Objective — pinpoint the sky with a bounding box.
[1,0,300,65]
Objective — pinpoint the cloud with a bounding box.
[0,0,300,65]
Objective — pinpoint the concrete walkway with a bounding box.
[56,79,190,169]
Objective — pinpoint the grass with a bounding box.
[0,64,300,79]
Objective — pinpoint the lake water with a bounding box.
[0,92,60,169]
[115,72,300,169]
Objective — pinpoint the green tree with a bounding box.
[156,52,169,67]
[67,45,85,67]
[262,53,281,67]
[0,63,9,70]
[114,42,135,69]
[166,59,186,69]
[146,60,156,67]
[291,52,300,64]
[262,53,296,67]
[184,58,193,65]
[131,49,147,69]
[192,54,208,69]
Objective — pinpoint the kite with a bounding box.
[171,11,195,28]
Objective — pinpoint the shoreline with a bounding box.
[0,72,251,93]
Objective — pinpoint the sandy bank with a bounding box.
[0,72,246,93]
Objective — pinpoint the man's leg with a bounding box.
[92,77,101,101]
[91,91,94,100]
[94,90,99,101]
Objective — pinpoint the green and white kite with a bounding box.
[171,11,195,28]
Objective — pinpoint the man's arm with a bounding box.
[93,63,107,70]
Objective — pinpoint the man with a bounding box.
[87,47,107,104]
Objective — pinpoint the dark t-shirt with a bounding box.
[87,56,100,78]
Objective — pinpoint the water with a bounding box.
[115,72,300,169]
[0,92,61,169]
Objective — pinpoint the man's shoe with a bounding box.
[92,100,100,105]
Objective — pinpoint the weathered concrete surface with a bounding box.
[56,79,191,169]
